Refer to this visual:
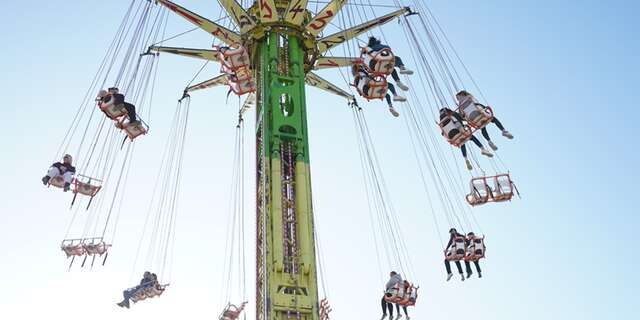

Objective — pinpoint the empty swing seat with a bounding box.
[73,175,102,197]
[99,96,127,120]
[466,177,492,206]
[439,115,472,147]
[445,236,466,261]
[61,243,86,257]
[118,118,149,140]
[464,236,486,262]
[493,174,514,202]
[84,241,110,256]
[458,99,494,129]
[362,48,396,76]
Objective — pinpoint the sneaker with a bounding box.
[502,130,514,139]
[480,148,494,158]
[42,176,50,185]
[393,95,407,102]
[396,314,402,320]
[399,66,414,75]
[446,273,453,281]
[406,317,410,320]
[117,302,125,308]
[461,273,465,281]
[389,107,400,117]
[465,159,473,170]
[467,272,472,279]
[380,314,388,320]
[488,141,498,151]
[478,272,482,278]
[396,81,409,91]
[63,183,71,192]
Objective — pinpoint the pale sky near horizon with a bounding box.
[0,1,638,320]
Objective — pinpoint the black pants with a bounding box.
[465,260,482,274]
[381,296,394,316]
[445,259,463,274]
[480,117,505,141]
[460,135,483,158]
[123,102,137,122]
[396,303,408,316]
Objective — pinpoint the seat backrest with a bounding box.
[366,77,388,99]
[493,174,513,200]
[471,178,491,199]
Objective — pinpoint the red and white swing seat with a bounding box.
[61,238,111,258]
[130,284,168,303]
[98,95,127,120]
[48,175,102,198]
[119,117,149,140]
[458,98,494,129]
[216,45,250,71]
[384,282,419,306]
[464,236,486,262]
[439,115,473,147]
[225,66,256,96]
[466,173,515,206]
[360,47,396,76]
[352,75,388,101]
[444,236,467,261]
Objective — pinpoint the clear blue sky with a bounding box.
[0,1,637,319]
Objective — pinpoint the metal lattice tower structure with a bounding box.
[150,1,410,319]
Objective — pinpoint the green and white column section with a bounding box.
[255,31,319,320]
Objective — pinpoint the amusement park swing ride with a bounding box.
[42,0,519,318]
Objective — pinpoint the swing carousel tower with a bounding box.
[150,1,410,319]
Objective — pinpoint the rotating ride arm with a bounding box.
[149,46,221,62]
[156,0,241,45]
[318,7,411,53]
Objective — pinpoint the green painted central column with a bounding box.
[255,30,320,320]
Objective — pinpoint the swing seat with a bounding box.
[384,285,402,303]
[226,66,256,96]
[464,236,486,262]
[61,243,86,257]
[118,118,149,140]
[99,96,127,120]
[493,174,514,202]
[84,241,110,256]
[466,177,492,206]
[48,176,67,189]
[131,284,167,302]
[458,102,493,129]
[397,285,418,307]
[218,45,250,71]
[73,179,102,197]
[466,174,515,205]
[355,76,388,100]
[439,115,472,147]
[445,236,466,261]
[362,47,395,76]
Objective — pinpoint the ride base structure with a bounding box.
[149,1,413,319]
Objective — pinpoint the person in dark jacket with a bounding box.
[363,36,414,79]
[444,228,466,281]
[117,271,155,309]
[439,108,493,170]
[41,154,76,191]
[464,232,483,279]
[98,87,138,125]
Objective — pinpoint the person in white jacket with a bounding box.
[381,271,403,320]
